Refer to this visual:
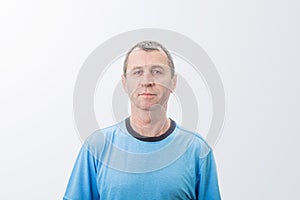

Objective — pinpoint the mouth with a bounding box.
[138,93,156,97]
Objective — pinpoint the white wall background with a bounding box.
[1,0,299,199]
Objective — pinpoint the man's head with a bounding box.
[122,40,177,111]
[123,41,175,78]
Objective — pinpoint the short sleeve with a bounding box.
[197,151,221,200]
[63,143,99,200]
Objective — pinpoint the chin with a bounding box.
[139,104,154,111]
[141,104,165,111]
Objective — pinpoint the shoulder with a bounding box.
[175,123,212,159]
[86,120,125,142]
[82,120,126,156]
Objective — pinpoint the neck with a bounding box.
[130,105,170,137]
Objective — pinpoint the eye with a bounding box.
[132,70,143,75]
[152,69,163,75]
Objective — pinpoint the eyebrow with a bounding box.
[130,66,144,71]
[129,65,167,70]
[151,65,165,70]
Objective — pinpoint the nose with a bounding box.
[140,72,155,87]
[141,82,155,87]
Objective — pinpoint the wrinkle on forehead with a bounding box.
[126,48,169,71]
[127,64,169,70]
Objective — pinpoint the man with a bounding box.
[63,41,221,199]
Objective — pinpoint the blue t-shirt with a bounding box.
[63,119,221,200]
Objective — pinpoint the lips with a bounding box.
[138,93,156,96]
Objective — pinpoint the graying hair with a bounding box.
[123,40,175,77]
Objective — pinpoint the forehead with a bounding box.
[126,48,169,70]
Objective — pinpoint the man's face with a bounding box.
[122,48,177,111]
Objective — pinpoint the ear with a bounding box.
[121,74,128,93]
[170,73,177,92]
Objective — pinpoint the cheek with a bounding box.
[156,79,173,90]
[126,80,139,94]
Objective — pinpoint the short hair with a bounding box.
[123,40,175,77]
